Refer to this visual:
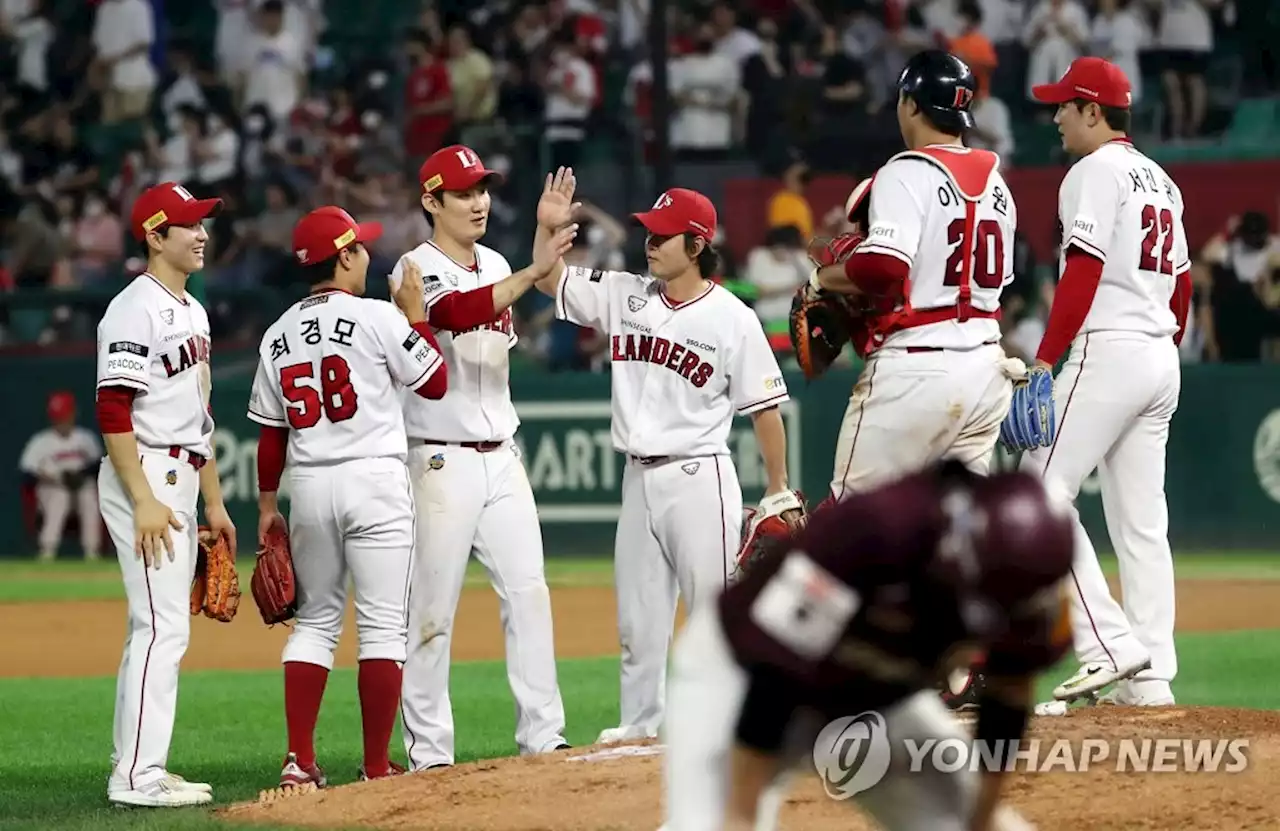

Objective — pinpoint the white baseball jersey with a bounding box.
[556,266,788,457]
[95,274,214,456]
[20,427,103,478]
[860,147,1017,350]
[1058,139,1187,337]
[246,289,444,466]
[389,240,520,442]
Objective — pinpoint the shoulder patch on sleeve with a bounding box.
[108,341,149,357]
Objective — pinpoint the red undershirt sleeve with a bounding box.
[410,321,448,399]
[1035,247,1105,366]
[1170,268,1192,346]
[428,284,497,331]
[96,386,136,433]
[256,425,289,493]
[842,250,910,296]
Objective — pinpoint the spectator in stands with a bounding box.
[709,2,762,67]
[840,1,892,111]
[193,112,241,196]
[1201,211,1280,361]
[446,23,498,143]
[91,0,157,124]
[949,1,999,94]
[741,15,791,165]
[7,0,54,94]
[1090,0,1150,105]
[809,24,884,171]
[157,39,209,122]
[1152,0,1220,139]
[403,27,453,169]
[765,148,814,241]
[1022,0,1089,106]
[69,188,124,285]
[969,85,1015,162]
[239,0,307,123]
[542,26,597,169]
[27,111,100,200]
[5,197,67,288]
[669,20,741,163]
[744,224,810,341]
[144,104,201,186]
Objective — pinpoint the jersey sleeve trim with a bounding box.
[246,408,288,427]
[1174,259,1191,276]
[554,266,573,321]
[1064,236,1106,262]
[857,241,914,267]
[737,391,790,415]
[404,351,445,391]
[424,288,459,311]
[97,375,149,392]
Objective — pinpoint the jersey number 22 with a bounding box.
[280,356,359,429]
[1138,205,1175,276]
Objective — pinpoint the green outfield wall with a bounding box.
[3,353,1279,557]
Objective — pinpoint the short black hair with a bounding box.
[958,0,983,24]
[683,233,721,279]
[260,0,284,14]
[1071,99,1131,133]
[138,225,171,258]
[297,243,364,285]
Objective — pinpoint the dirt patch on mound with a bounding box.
[220,707,1280,831]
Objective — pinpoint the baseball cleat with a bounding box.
[358,761,406,781]
[1095,680,1175,707]
[279,752,327,790]
[940,666,983,712]
[1052,658,1151,702]
[109,777,214,808]
[165,773,212,793]
[596,725,654,744]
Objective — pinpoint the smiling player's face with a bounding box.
[426,186,491,243]
[155,223,209,273]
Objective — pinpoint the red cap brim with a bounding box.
[632,210,688,237]
[355,221,383,245]
[1031,82,1075,104]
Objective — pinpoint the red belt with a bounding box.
[168,446,207,469]
[418,439,505,453]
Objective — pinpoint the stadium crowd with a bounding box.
[0,0,1277,365]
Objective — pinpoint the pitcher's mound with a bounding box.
[219,707,1280,830]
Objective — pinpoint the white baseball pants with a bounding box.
[36,481,101,559]
[1022,331,1181,694]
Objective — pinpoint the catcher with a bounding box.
[662,460,1074,831]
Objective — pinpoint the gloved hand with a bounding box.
[1000,366,1056,451]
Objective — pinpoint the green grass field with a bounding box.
[1,554,1278,831]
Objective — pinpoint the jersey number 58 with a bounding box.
[279,356,359,429]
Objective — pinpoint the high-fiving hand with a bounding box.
[537,166,581,230]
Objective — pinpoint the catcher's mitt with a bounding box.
[733,490,807,579]
[789,287,864,381]
[191,527,241,623]
[250,519,297,626]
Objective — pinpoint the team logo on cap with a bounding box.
[424,174,444,191]
[296,249,308,263]
[652,192,674,210]
[142,210,168,232]
[333,228,356,250]
[952,88,974,109]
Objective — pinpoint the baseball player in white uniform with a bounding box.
[809,51,1023,501]
[1023,58,1191,707]
[249,206,448,787]
[395,146,579,771]
[21,391,103,561]
[97,182,235,808]
[533,170,802,744]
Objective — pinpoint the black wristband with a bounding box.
[975,693,1030,769]
[734,664,801,754]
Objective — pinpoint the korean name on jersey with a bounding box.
[555,265,788,458]
[247,291,443,465]
[1057,141,1188,336]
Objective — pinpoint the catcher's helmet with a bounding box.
[897,50,977,134]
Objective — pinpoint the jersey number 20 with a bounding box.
[944,219,1004,289]
[279,356,359,429]
[1139,204,1175,275]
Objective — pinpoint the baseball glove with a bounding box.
[61,469,87,491]
[250,519,297,626]
[1000,365,1056,452]
[806,232,864,270]
[733,489,807,579]
[789,287,865,381]
[191,527,241,623]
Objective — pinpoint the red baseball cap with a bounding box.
[48,390,75,421]
[292,206,383,266]
[130,182,223,241]
[419,144,504,193]
[631,188,717,240]
[1032,57,1132,109]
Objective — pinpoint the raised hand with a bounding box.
[533,223,580,276]
[393,256,427,324]
[537,166,581,229]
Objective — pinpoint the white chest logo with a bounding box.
[160,309,174,325]
[628,296,647,312]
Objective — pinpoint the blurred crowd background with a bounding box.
[1,0,1278,371]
